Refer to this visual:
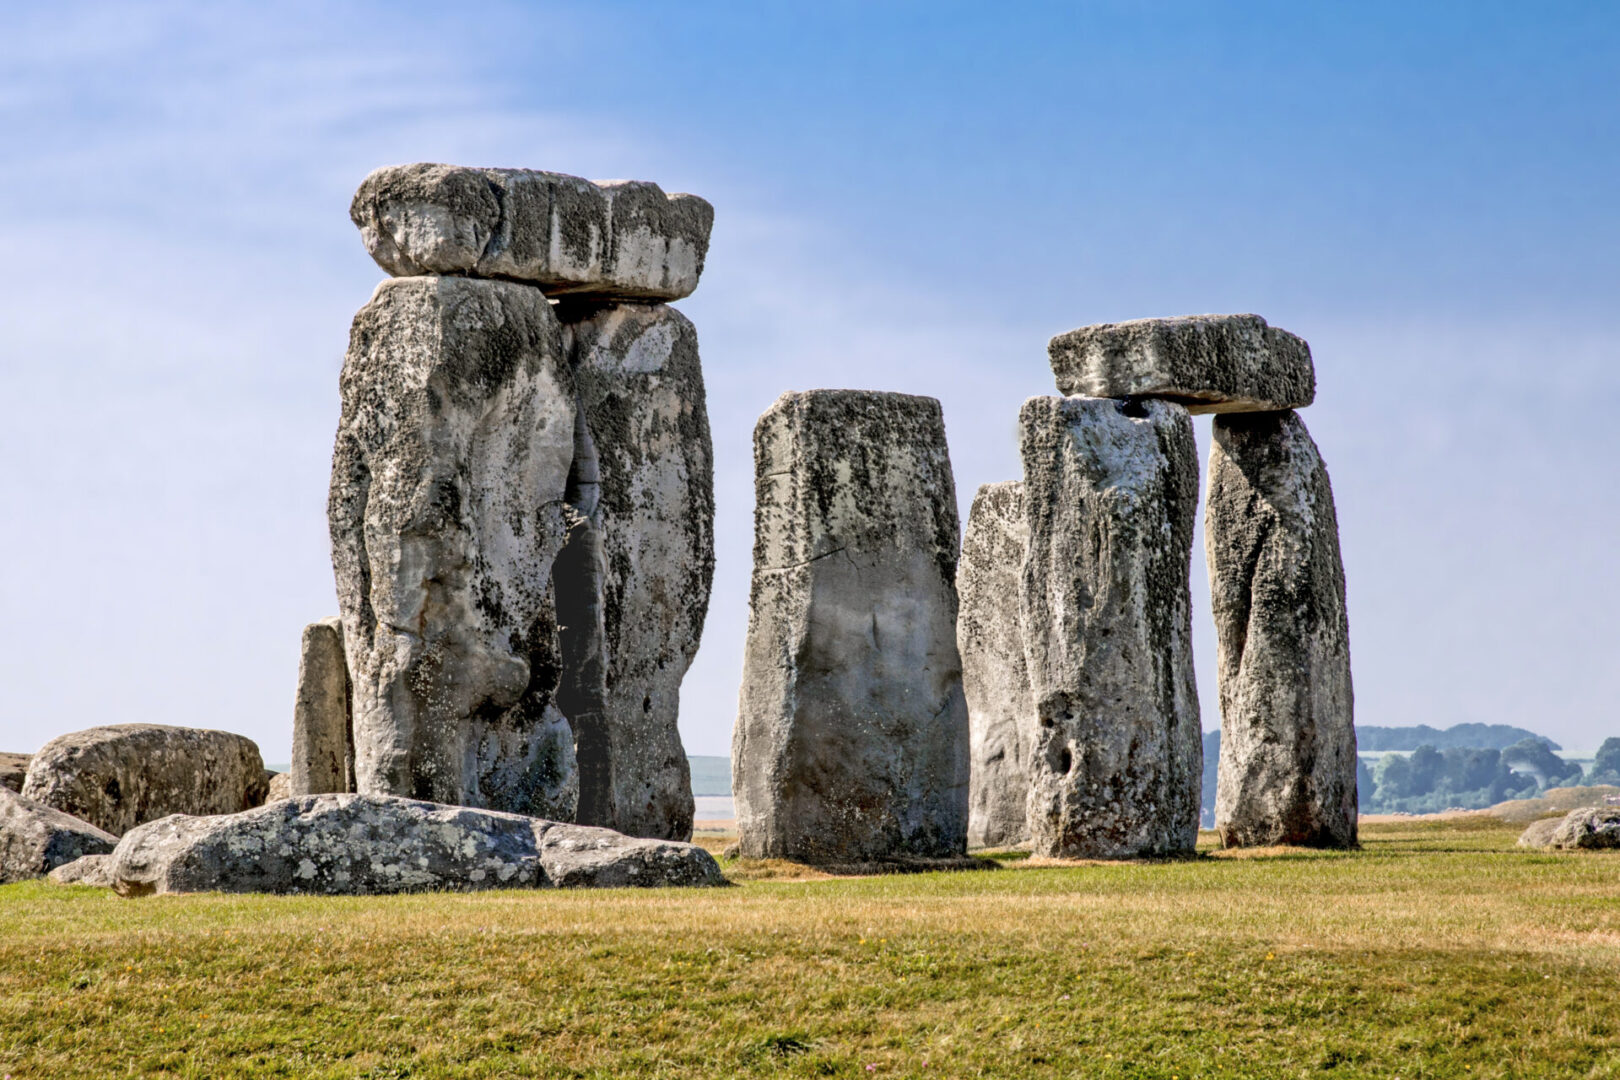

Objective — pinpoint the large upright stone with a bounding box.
[957,481,1034,849]
[1206,410,1356,848]
[21,725,267,836]
[1047,314,1314,414]
[733,390,970,864]
[561,304,714,841]
[329,275,579,819]
[290,617,353,797]
[350,164,714,301]
[1018,396,1202,858]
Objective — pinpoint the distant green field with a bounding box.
[3,818,1618,1078]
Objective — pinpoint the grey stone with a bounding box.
[1047,314,1314,414]
[0,786,117,883]
[561,303,713,840]
[330,275,579,819]
[22,725,268,837]
[733,390,970,864]
[1549,807,1620,850]
[1207,410,1356,849]
[267,772,293,801]
[47,853,114,887]
[0,752,28,793]
[1517,817,1562,850]
[351,164,713,302]
[1018,396,1202,858]
[291,617,353,796]
[957,481,1034,849]
[104,793,724,896]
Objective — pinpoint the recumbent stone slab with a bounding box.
[22,725,268,837]
[1018,396,1202,858]
[351,164,713,301]
[733,390,970,864]
[105,794,724,896]
[1,786,117,883]
[329,275,579,819]
[291,617,353,796]
[1047,313,1314,414]
[957,481,1035,849]
[1207,410,1357,849]
[1549,807,1620,851]
[560,303,714,841]
[47,853,115,887]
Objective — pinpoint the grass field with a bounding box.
[2,818,1617,1079]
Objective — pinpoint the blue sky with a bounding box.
[1,1,1616,759]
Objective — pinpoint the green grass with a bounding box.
[2,819,1618,1078]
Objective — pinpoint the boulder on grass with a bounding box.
[22,724,268,836]
[0,786,117,883]
[1516,817,1563,850]
[1549,807,1620,850]
[47,853,115,887]
[106,793,725,896]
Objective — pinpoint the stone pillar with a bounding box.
[559,303,714,841]
[1018,395,1202,858]
[1206,410,1355,848]
[957,481,1035,849]
[733,390,970,864]
[290,617,353,796]
[329,275,580,819]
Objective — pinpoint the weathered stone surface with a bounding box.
[22,725,268,836]
[0,786,117,883]
[733,390,970,864]
[291,617,353,796]
[560,303,713,840]
[1549,807,1620,850]
[1517,817,1562,850]
[1207,410,1356,849]
[1018,396,1202,858]
[350,164,713,301]
[957,481,1034,849]
[0,752,28,793]
[105,794,724,896]
[1047,314,1314,414]
[47,853,114,887]
[267,772,293,801]
[330,275,579,819]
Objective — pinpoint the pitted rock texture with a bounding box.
[291,617,353,796]
[1047,314,1314,414]
[105,794,724,896]
[957,481,1035,849]
[561,303,713,841]
[330,275,579,820]
[1,787,117,883]
[47,853,115,887]
[1018,396,1202,859]
[733,390,970,864]
[351,164,713,302]
[1549,807,1620,850]
[22,725,268,837]
[1207,410,1356,849]
[0,752,28,793]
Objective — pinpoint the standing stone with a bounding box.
[1047,314,1314,414]
[21,725,267,837]
[733,390,970,864]
[561,303,714,840]
[329,275,579,819]
[957,481,1035,849]
[1018,396,1202,858]
[1206,410,1356,848]
[291,617,353,796]
[1,787,117,883]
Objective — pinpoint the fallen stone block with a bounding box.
[105,794,724,896]
[1207,410,1356,849]
[47,852,115,887]
[1517,817,1562,849]
[1047,313,1314,414]
[291,617,353,796]
[22,725,267,836]
[957,481,1035,849]
[1550,807,1620,850]
[1019,396,1202,858]
[267,772,293,801]
[351,164,713,301]
[733,390,970,864]
[1,787,117,883]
